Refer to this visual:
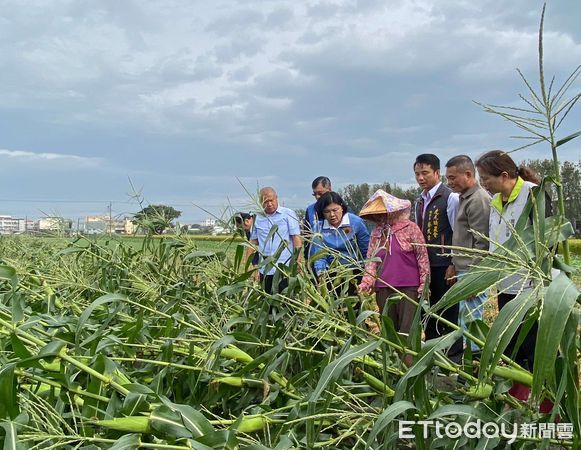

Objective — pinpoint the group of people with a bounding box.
[236,150,548,404]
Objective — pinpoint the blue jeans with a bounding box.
[457,271,487,352]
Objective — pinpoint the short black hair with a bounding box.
[233,212,253,225]
[414,154,440,171]
[445,155,475,174]
[315,192,347,218]
[311,176,331,190]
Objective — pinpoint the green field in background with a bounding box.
[3,235,580,284]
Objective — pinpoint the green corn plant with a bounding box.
[475,2,580,266]
[2,226,577,449]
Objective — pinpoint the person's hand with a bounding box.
[358,278,373,295]
[317,270,330,286]
[252,269,260,283]
[445,264,456,286]
[296,259,303,274]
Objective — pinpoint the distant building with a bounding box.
[84,215,137,234]
[123,219,137,235]
[38,217,72,233]
[0,215,26,234]
[211,225,230,235]
[202,218,217,227]
[85,215,108,234]
[25,220,37,232]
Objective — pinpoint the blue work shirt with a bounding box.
[310,213,370,275]
[250,206,301,275]
[305,202,318,231]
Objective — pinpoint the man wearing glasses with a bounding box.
[304,176,332,259]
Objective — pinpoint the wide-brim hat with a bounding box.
[359,189,411,217]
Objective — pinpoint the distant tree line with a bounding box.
[338,182,420,216]
[133,204,182,234]
[129,159,580,236]
[325,159,580,234]
[523,159,581,233]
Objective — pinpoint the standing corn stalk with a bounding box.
[475,3,580,266]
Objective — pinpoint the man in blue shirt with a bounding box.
[248,187,302,294]
[304,176,332,259]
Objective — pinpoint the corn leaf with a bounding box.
[159,398,214,438]
[309,340,381,403]
[0,366,19,420]
[366,401,417,449]
[150,405,194,439]
[399,329,463,383]
[427,404,497,423]
[195,429,238,449]
[560,310,581,437]
[121,393,150,417]
[532,272,580,399]
[556,130,581,146]
[76,293,126,349]
[109,434,141,450]
[0,265,18,286]
[0,421,25,450]
[479,290,538,382]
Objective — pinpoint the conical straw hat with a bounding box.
[359,189,411,217]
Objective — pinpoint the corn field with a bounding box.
[0,179,579,450]
[1,5,580,448]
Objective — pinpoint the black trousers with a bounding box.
[497,293,537,371]
[425,266,463,360]
[260,273,289,295]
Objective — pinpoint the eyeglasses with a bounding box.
[323,207,343,216]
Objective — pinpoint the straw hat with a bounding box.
[359,189,411,217]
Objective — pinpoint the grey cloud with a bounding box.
[213,35,265,63]
[228,66,253,82]
[205,8,265,34]
[306,2,341,19]
[1,0,579,223]
[155,52,223,82]
[265,7,295,28]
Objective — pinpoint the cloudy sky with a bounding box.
[1,0,580,223]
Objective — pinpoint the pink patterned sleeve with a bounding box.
[410,224,430,295]
[359,226,381,291]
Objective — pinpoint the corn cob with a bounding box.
[356,368,395,397]
[96,416,151,433]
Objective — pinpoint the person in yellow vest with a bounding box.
[475,150,553,412]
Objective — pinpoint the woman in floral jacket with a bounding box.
[358,190,429,336]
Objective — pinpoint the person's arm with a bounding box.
[468,192,491,253]
[291,234,303,267]
[303,205,314,259]
[358,227,380,293]
[310,234,328,276]
[246,239,259,266]
[355,217,370,260]
[288,209,303,248]
[445,193,460,283]
[447,192,460,232]
[247,221,260,269]
[445,264,456,286]
[291,234,303,251]
[410,225,430,295]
